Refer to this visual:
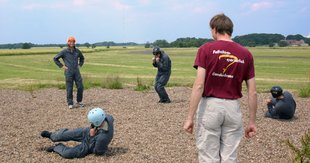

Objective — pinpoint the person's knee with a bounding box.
[77,83,83,90]
[66,76,73,83]
[155,83,161,90]
[58,149,78,159]
[156,83,164,89]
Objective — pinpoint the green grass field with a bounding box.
[0,46,309,93]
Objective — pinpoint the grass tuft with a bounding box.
[103,76,123,89]
[134,77,150,91]
[298,86,310,98]
[283,130,310,163]
[83,75,123,89]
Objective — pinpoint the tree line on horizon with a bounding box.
[0,33,309,49]
[150,34,310,48]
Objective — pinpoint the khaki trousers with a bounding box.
[196,97,243,163]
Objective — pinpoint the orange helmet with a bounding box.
[67,36,76,43]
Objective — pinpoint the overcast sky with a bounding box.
[0,0,309,44]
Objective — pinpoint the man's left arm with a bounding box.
[93,115,114,155]
[78,50,84,67]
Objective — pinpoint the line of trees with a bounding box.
[150,34,310,48]
[1,33,309,49]
[150,37,213,48]
[233,34,310,47]
[0,42,130,49]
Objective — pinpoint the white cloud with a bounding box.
[50,3,65,9]
[169,1,215,14]
[139,0,150,5]
[250,1,273,11]
[300,6,308,14]
[112,1,132,10]
[306,33,310,38]
[72,0,86,6]
[22,2,66,11]
[22,3,45,10]
[192,6,206,14]
[0,0,7,4]
[21,0,103,11]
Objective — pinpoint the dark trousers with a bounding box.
[65,70,83,105]
[50,128,91,159]
[155,71,171,102]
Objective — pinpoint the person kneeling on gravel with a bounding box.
[265,86,296,119]
[40,107,114,159]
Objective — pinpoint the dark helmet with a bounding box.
[152,46,161,55]
[270,86,283,98]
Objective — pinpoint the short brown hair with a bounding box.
[209,13,233,36]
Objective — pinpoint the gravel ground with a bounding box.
[0,87,309,163]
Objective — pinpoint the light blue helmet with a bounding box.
[87,108,106,127]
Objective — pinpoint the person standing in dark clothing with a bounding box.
[265,86,296,119]
[152,46,171,103]
[40,108,114,159]
[54,36,84,109]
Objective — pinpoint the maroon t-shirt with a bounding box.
[194,40,255,99]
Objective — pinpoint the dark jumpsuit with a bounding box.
[266,91,296,119]
[54,47,84,105]
[49,115,114,159]
[152,51,171,102]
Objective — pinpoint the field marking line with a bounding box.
[0,61,58,73]
[255,78,308,82]
[0,78,62,84]
[86,62,153,70]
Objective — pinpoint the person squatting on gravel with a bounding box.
[53,36,85,109]
[183,13,257,163]
[40,108,114,159]
[265,86,296,119]
[152,46,172,103]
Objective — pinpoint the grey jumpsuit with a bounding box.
[54,47,84,105]
[152,51,171,102]
[266,91,296,119]
[49,115,114,159]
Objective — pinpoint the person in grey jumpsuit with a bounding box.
[265,86,296,119]
[152,46,171,103]
[54,36,84,109]
[41,108,114,159]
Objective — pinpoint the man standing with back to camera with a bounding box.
[265,86,296,119]
[54,36,85,109]
[183,13,257,162]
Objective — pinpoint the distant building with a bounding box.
[281,39,309,46]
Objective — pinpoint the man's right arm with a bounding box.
[53,51,64,68]
[245,77,257,138]
[183,67,205,134]
[152,57,157,67]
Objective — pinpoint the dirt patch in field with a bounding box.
[0,87,309,162]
